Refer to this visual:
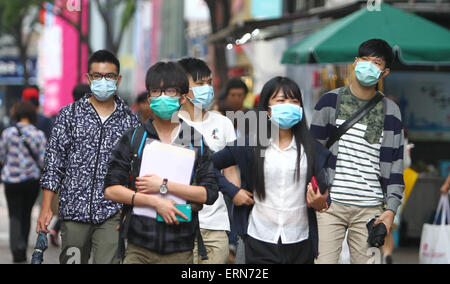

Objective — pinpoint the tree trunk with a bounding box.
[205,0,231,91]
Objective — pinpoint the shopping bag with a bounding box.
[419,194,450,264]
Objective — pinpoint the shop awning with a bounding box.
[281,3,450,65]
[206,1,364,44]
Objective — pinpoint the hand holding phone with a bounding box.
[311,176,319,193]
[307,176,329,212]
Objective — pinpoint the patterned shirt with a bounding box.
[40,94,140,224]
[0,123,46,183]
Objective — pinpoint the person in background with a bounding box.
[441,174,450,194]
[22,86,53,139]
[135,92,155,123]
[218,78,249,114]
[72,83,91,102]
[0,101,47,263]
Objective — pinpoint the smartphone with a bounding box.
[311,176,319,193]
[157,204,192,223]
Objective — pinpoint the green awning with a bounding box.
[281,3,450,65]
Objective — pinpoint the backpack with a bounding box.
[118,122,209,261]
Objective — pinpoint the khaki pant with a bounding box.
[315,202,384,264]
[123,243,193,264]
[193,229,229,264]
[60,214,121,264]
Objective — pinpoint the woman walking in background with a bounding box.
[0,101,46,263]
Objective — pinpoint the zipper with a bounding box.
[90,125,104,223]
[88,100,116,223]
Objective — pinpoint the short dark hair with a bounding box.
[177,57,212,81]
[13,101,37,124]
[220,77,249,100]
[88,50,120,74]
[358,39,394,68]
[72,83,91,102]
[145,62,189,95]
[136,92,148,104]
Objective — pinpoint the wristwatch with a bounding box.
[159,178,168,195]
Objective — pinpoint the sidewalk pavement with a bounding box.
[0,183,421,264]
[0,183,59,264]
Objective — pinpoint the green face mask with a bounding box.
[150,95,180,120]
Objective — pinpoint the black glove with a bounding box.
[366,217,387,248]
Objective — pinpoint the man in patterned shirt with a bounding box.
[36,50,140,264]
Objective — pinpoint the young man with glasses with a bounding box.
[36,50,140,264]
[104,61,219,264]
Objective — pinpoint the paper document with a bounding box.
[133,140,196,218]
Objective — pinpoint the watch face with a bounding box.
[160,185,168,195]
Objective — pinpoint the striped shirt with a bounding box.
[332,119,384,207]
[310,86,405,213]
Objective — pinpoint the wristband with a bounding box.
[131,192,137,206]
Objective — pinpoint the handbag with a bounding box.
[419,194,450,264]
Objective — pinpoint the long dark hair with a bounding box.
[251,77,315,200]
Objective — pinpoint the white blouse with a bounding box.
[247,137,309,245]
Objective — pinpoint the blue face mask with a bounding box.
[90,78,117,101]
[269,103,303,129]
[189,85,214,109]
[355,61,383,87]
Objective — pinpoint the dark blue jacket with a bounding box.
[212,137,332,258]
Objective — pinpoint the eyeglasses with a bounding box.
[149,88,180,98]
[88,72,119,81]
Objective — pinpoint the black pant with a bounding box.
[4,179,40,262]
[244,235,314,264]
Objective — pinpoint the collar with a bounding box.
[270,136,297,152]
[80,93,127,112]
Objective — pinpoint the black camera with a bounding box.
[366,214,387,248]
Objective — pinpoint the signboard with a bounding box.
[384,71,450,141]
[251,0,282,20]
[0,57,37,85]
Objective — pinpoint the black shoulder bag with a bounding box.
[15,126,43,173]
[326,92,384,149]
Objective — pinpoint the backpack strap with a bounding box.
[118,124,146,261]
[15,126,43,173]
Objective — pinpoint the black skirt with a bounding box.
[244,235,314,264]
